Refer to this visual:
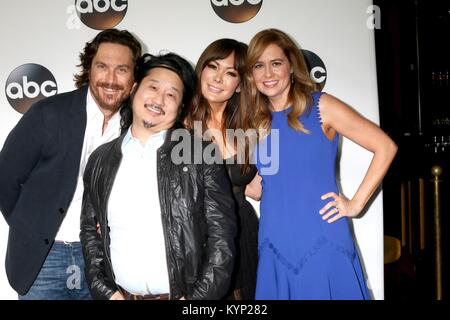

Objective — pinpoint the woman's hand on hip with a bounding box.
[319,192,362,223]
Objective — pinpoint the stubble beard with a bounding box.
[91,82,130,114]
[143,120,156,129]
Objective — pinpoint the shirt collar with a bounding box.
[86,88,103,121]
[122,126,167,149]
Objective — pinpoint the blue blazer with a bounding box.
[0,86,88,295]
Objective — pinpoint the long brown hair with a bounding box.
[246,28,318,135]
[185,38,255,170]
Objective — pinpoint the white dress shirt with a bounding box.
[55,89,121,242]
[108,127,170,295]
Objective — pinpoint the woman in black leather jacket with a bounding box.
[184,39,260,300]
[80,52,236,300]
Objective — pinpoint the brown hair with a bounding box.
[246,28,318,134]
[185,38,255,171]
[74,29,142,88]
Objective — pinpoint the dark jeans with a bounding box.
[19,241,92,300]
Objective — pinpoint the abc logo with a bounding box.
[301,49,327,90]
[5,64,58,114]
[75,0,128,30]
[211,0,263,23]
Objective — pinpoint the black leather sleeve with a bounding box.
[188,162,237,300]
[80,156,117,300]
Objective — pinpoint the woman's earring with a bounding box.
[290,72,294,84]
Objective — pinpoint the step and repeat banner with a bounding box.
[0,0,382,299]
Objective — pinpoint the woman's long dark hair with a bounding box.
[184,39,255,171]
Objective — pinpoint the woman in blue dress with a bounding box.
[245,28,397,300]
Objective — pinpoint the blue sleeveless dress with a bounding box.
[254,92,370,300]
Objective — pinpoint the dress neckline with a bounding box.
[271,106,292,115]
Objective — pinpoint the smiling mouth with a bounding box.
[208,85,223,93]
[102,87,118,94]
[145,103,165,115]
[99,83,123,93]
[263,80,278,87]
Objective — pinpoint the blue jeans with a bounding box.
[19,241,92,300]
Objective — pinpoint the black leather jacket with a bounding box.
[80,129,236,300]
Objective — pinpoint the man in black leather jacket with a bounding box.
[80,52,236,300]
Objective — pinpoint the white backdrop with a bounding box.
[0,0,383,299]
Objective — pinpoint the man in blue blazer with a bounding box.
[0,29,142,299]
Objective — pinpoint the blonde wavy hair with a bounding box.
[246,28,319,135]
